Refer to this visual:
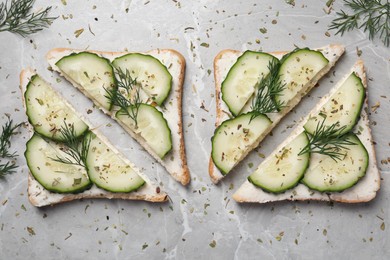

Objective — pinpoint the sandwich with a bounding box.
[210,44,345,183]
[21,68,168,207]
[46,48,190,185]
[233,60,380,203]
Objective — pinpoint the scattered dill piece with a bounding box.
[0,119,21,176]
[329,0,390,47]
[326,0,335,8]
[285,0,296,6]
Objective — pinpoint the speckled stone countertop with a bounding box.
[0,0,389,259]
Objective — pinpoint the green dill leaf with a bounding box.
[0,118,20,158]
[326,0,335,8]
[209,240,216,248]
[259,27,267,34]
[299,118,356,161]
[0,118,20,177]
[285,0,295,6]
[27,226,35,236]
[142,243,148,250]
[0,0,57,37]
[250,58,285,121]
[74,28,84,38]
[50,122,90,168]
[329,0,390,47]
[105,67,142,126]
[380,222,385,231]
[73,178,82,186]
[0,160,18,177]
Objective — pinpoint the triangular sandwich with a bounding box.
[233,60,380,203]
[46,49,190,185]
[210,45,345,183]
[21,68,168,207]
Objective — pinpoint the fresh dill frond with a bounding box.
[50,122,90,168]
[0,118,20,176]
[0,0,57,37]
[329,0,390,47]
[0,160,18,176]
[299,118,356,161]
[105,67,141,126]
[116,66,138,93]
[0,118,20,158]
[250,58,285,121]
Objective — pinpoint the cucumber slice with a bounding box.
[248,132,310,193]
[211,113,272,175]
[55,52,116,110]
[85,132,145,193]
[302,133,368,192]
[25,74,88,141]
[25,134,92,193]
[115,104,172,159]
[112,53,172,106]
[276,49,329,106]
[221,51,278,116]
[304,73,365,135]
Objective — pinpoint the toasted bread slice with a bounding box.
[20,68,168,207]
[46,48,190,185]
[210,44,345,183]
[233,60,380,203]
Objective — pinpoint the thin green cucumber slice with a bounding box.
[55,52,116,110]
[248,132,310,193]
[301,133,368,192]
[211,113,272,175]
[85,132,145,193]
[112,53,172,106]
[25,134,92,193]
[24,74,88,141]
[304,73,365,136]
[276,49,329,106]
[221,51,278,116]
[115,104,172,159]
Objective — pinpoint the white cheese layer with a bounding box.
[28,175,163,207]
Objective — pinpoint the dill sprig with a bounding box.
[299,118,356,161]
[0,0,57,37]
[105,67,141,126]
[329,0,390,47]
[50,122,90,168]
[0,161,18,176]
[250,58,285,120]
[0,119,19,158]
[0,119,20,176]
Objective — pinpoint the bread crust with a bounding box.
[46,48,190,185]
[171,50,190,185]
[232,60,380,204]
[210,45,346,184]
[20,68,168,207]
